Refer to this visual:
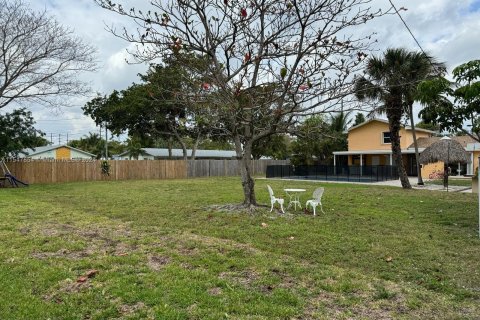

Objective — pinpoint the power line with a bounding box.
[387,0,428,56]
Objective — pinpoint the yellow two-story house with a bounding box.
[332,119,478,178]
[333,119,480,179]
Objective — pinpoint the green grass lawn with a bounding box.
[1,177,480,319]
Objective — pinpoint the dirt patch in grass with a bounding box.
[77,225,133,240]
[147,255,170,271]
[18,227,30,235]
[219,269,260,288]
[208,287,223,296]
[118,301,146,316]
[36,222,133,240]
[32,248,94,260]
[180,262,195,270]
[270,268,298,290]
[30,223,138,258]
[304,290,397,320]
[206,204,271,214]
[185,233,262,255]
[43,279,93,303]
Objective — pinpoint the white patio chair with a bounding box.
[267,185,285,213]
[305,187,325,216]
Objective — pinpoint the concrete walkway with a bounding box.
[261,176,472,193]
[375,177,472,192]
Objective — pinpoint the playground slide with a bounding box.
[5,174,29,187]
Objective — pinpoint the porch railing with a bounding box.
[266,165,399,182]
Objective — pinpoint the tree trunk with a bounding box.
[235,137,257,207]
[387,99,412,189]
[170,125,188,160]
[180,142,188,161]
[190,132,201,160]
[408,103,424,185]
[167,137,173,158]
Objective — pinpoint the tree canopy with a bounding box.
[83,55,220,160]
[353,113,366,127]
[418,60,480,142]
[0,109,47,158]
[95,0,389,206]
[68,133,124,159]
[291,113,348,165]
[0,0,96,109]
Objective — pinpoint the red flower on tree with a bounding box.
[240,8,247,18]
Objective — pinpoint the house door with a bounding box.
[372,156,380,166]
[408,155,417,176]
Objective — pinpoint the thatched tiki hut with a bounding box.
[419,136,470,187]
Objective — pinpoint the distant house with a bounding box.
[332,118,478,178]
[413,136,477,176]
[19,145,95,160]
[115,148,237,160]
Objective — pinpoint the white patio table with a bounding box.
[284,188,306,211]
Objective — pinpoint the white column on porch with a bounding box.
[470,153,474,175]
[389,154,393,166]
[360,154,363,176]
[457,163,462,176]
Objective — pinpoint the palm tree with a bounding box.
[68,132,105,159]
[401,52,446,185]
[355,48,414,189]
[329,110,352,133]
[126,137,143,160]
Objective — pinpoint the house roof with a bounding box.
[347,118,438,134]
[333,149,420,155]
[20,145,95,157]
[408,136,476,149]
[117,148,237,159]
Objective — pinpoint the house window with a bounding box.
[382,132,391,144]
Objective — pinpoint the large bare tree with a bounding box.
[0,0,97,109]
[95,0,389,208]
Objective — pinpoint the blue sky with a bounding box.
[5,0,480,142]
[470,0,480,11]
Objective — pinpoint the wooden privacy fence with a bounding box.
[187,159,289,177]
[6,160,187,184]
[5,159,289,184]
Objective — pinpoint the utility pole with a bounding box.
[58,133,61,145]
[66,133,69,145]
[50,133,53,145]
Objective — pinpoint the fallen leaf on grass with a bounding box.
[385,256,393,263]
[288,236,295,240]
[77,269,99,283]
[86,269,98,278]
[261,223,268,228]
